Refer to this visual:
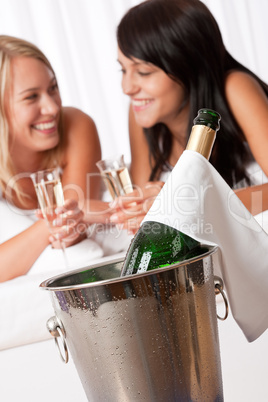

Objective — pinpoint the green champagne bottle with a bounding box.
[120,108,221,276]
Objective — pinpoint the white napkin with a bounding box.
[143,150,268,342]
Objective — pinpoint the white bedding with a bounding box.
[0,250,127,351]
[0,239,106,350]
[0,195,133,350]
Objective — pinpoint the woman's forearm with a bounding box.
[0,220,50,282]
[235,183,268,215]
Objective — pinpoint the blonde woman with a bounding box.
[0,35,104,282]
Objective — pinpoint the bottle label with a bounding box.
[137,251,152,274]
[172,235,182,257]
[125,248,139,275]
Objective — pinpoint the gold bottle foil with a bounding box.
[186,125,216,160]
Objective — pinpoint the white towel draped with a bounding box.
[144,150,268,342]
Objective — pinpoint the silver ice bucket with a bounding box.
[41,245,227,401]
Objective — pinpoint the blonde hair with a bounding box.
[0,35,64,203]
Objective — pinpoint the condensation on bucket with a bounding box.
[42,247,223,401]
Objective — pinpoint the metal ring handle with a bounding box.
[46,316,69,364]
[54,325,69,363]
[215,284,229,321]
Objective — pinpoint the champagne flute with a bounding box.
[30,167,69,268]
[96,155,133,200]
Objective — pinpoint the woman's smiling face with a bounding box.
[6,56,62,155]
[118,48,187,129]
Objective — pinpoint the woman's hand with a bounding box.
[36,199,87,248]
[83,199,115,225]
[109,181,165,234]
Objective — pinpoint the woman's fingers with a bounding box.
[55,198,78,214]
[49,221,88,246]
[52,209,84,227]
[110,201,151,224]
[109,183,161,224]
[36,199,81,220]
[47,198,88,247]
[50,230,87,248]
[51,198,84,227]
[110,181,164,208]
[83,199,114,224]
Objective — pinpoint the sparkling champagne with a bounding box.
[31,167,69,269]
[102,166,133,199]
[120,108,221,276]
[34,179,64,224]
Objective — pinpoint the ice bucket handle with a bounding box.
[214,276,229,321]
[47,316,69,363]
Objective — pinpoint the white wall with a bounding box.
[0,0,267,163]
[203,0,268,82]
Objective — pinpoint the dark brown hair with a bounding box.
[117,0,268,187]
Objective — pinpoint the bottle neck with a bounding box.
[185,125,216,160]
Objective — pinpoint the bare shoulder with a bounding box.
[225,70,268,129]
[61,106,101,158]
[225,70,268,165]
[225,71,267,104]
[62,106,97,133]
[62,106,100,146]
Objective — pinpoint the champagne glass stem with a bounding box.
[59,239,69,269]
